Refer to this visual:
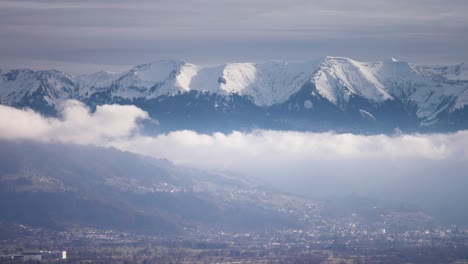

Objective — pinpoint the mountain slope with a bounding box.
[0,141,302,233]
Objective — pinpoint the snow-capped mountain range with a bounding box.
[1,57,467,133]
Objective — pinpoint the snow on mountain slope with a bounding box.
[1,57,468,125]
[191,61,317,106]
[0,69,77,105]
[214,63,257,97]
[313,57,393,106]
[77,71,122,95]
[188,65,225,93]
[105,60,318,106]
[231,61,317,106]
[454,89,468,110]
[109,60,199,99]
[0,69,41,103]
[312,57,468,121]
[415,63,468,81]
[371,60,468,120]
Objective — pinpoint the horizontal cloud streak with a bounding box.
[1,0,468,72]
[112,130,468,171]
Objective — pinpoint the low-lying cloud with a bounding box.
[0,100,148,144]
[113,129,468,164]
[1,101,468,168]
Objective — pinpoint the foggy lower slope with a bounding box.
[0,141,299,233]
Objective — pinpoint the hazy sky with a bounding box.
[1,0,468,74]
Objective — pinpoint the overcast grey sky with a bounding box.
[1,0,468,74]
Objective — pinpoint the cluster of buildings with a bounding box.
[8,250,66,262]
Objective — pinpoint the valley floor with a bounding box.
[1,224,468,264]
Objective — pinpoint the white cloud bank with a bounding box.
[0,100,148,144]
[1,101,468,166]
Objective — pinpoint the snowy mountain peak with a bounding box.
[108,59,200,99]
[214,61,318,105]
[0,68,78,105]
[1,57,468,126]
[313,57,395,105]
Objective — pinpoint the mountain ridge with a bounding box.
[1,57,468,132]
